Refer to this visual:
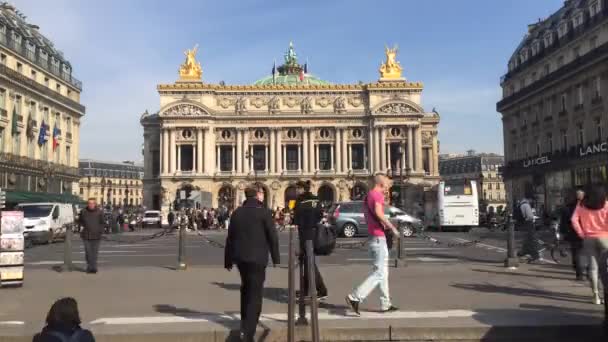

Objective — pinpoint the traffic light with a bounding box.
[0,188,5,209]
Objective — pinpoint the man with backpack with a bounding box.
[294,180,328,300]
[515,189,544,262]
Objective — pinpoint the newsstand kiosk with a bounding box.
[0,211,25,287]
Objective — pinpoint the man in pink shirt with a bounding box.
[346,174,400,316]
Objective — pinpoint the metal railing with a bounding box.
[0,31,83,90]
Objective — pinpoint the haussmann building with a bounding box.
[141,43,440,218]
[498,0,608,214]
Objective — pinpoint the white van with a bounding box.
[16,203,75,244]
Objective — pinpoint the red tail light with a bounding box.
[333,206,340,219]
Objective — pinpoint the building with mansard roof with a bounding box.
[141,42,440,218]
[0,3,84,205]
[498,0,607,214]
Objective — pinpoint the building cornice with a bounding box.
[157,81,424,93]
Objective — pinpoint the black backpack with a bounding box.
[314,222,336,256]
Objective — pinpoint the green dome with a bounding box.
[253,74,331,86]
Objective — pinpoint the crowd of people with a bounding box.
[167,206,232,231]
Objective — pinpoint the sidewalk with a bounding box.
[0,262,605,341]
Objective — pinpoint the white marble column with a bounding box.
[426,148,433,175]
[415,126,423,172]
[170,129,176,173]
[269,129,276,173]
[236,129,243,174]
[347,144,352,171]
[232,145,236,172]
[277,130,283,173]
[337,129,343,173]
[315,144,319,171]
[387,142,392,172]
[363,143,367,171]
[407,126,414,171]
[243,130,250,174]
[367,126,374,172]
[162,129,169,174]
[303,129,309,173]
[191,144,196,172]
[197,128,203,174]
[380,127,386,172]
[374,127,380,173]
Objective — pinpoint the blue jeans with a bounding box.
[349,236,392,310]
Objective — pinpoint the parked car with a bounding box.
[327,201,423,238]
[142,210,162,228]
[17,202,75,244]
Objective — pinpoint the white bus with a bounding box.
[438,180,479,232]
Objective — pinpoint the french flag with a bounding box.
[52,125,60,151]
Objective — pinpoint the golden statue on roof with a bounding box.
[379,45,404,80]
[179,44,203,81]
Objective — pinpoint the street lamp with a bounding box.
[245,151,258,183]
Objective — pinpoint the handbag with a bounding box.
[364,195,393,250]
[314,222,337,256]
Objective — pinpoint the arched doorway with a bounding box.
[218,185,236,211]
[318,184,335,208]
[351,182,368,200]
[284,185,297,209]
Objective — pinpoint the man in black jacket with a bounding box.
[294,180,327,299]
[225,186,280,342]
[79,199,105,274]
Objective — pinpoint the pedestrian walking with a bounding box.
[294,180,328,300]
[560,188,586,280]
[225,186,280,342]
[571,186,608,305]
[168,210,175,229]
[516,189,544,262]
[33,297,95,342]
[346,174,400,316]
[78,199,104,274]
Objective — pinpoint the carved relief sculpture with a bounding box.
[334,97,346,114]
[250,98,267,109]
[268,96,280,114]
[376,103,414,114]
[379,45,404,80]
[283,97,299,108]
[422,131,432,145]
[163,104,206,116]
[217,97,236,109]
[235,97,247,115]
[301,97,313,114]
[315,97,332,108]
[178,44,203,81]
[348,96,363,107]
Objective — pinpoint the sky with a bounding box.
[14,0,565,162]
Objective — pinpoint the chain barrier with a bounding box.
[99,226,175,244]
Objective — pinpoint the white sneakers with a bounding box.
[592,293,604,305]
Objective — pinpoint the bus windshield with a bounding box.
[443,181,474,196]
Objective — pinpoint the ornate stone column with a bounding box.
[162,128,169,174]
[170,129,176,173]
[303,128,309,173]
[315,144,319,171]
[236,129,243,174]
[342,128,348,172]
[269,129,276,174]
[374,127,380,173]
[282,145,286,171]
[427,148,433,175]
[432,132,439,176]
[177,144,182,172]
[330,144,334,171]
[297,144,302,172]
[380,127,387,173]
[387,142,392,172]
[265,144,269,173]
[231,145,236,172]
[367,126,374,172]
[308,128,315,172]
[243,129,250,175]
[335,129,342,173]
[407,126,414,171]
[216,145,220,171]
[277,130,283,173]
[197,128,203,174]
[204,128,215,174]
[191,143,196,172]
[415,126,423,172]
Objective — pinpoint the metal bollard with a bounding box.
[296,244,308,326]
[394,225,407,268]
[287,225,296,342]
[177,224,187,270]
[504,213,519,269]
[63,224,73,272]
[305,240,320,342]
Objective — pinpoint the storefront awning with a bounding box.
[5,190,85,206]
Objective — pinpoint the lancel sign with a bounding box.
[580,142,608,157]
[523,156,551,168]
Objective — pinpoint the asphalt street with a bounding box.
[23,228,548,269]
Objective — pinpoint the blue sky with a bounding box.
[15,0,564,161]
